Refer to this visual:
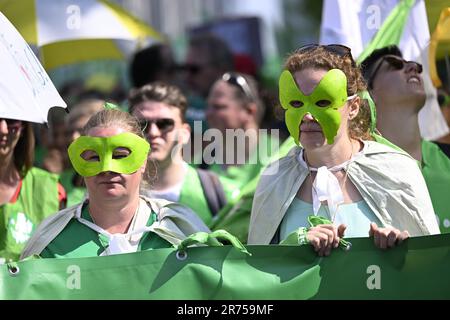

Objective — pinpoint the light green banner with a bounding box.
[1,234,449,299]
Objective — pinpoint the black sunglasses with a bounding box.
[222,72,255,101]
[138,118,175,133]
[295,44,356,66]
[368,55,423,88]
[182,63,203,75]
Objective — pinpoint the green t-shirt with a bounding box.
[179,165,213,225]
[33,144,46,168]
[0,167,60,262]
[209,132,279,201]
[41,205,172,258]
[421,140,450,233]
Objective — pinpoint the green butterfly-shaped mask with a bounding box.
[68,132,150,177]
[279,69,350,145]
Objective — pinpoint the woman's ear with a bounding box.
[245,102,258,117]
[242,102,258,126]
[179,123,191,145]
[348,96,361,120]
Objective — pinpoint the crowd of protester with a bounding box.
[1,33,450,263]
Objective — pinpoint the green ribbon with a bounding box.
[104,102,120,110]
[280,215,351,250]
[176,230,251,256]
[307,216,351,250]
[359,90,406,153]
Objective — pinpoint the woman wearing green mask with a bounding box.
[248,45,439,255]
[21,106,209,259]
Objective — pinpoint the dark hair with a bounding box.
[284,46,371,140]
[128,82,188,122]
[189,33,234,70]
[129,44,176,88]
[360,45,403,88]
[15,122,34,178]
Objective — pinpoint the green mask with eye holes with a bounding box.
[279,69,349,145]
[68,132,150,177]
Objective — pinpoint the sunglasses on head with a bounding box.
[0,118,22,130]
[295,44,356,66]
[222,72,255,101]
[368,55,423,88]
[138,118,175,133]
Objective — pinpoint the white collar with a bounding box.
[75,199,156,255]
[297,148,362,219]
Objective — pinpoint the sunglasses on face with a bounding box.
[222,72,255,101]
[0,118,22,130]
[295,44,356,67]
[183,64,204,75]
[368,55,423,87]
[138,118,175,133]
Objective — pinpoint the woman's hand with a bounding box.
[369,223,409,249]
[307,224,346,256]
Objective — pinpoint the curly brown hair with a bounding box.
[284,46,372,140]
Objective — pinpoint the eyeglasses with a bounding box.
[138,118,175,133]
[368,55,423,88]
[222,72,255,101]
[295,44,356,67]
[0,118,22,131]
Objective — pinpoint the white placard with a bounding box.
[0,12,66,123]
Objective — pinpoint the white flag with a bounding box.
[320,0,449,140]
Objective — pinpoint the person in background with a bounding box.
[129,83,226,225]
[21,106,209,259]
[361,45,450,233]
[36,108,68,174]
[182,33,236,133]
[129,43,179,88]
[184,33,235,100]
[248,45,439,254]
[0,117,66,262]
[206,72,278,201]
